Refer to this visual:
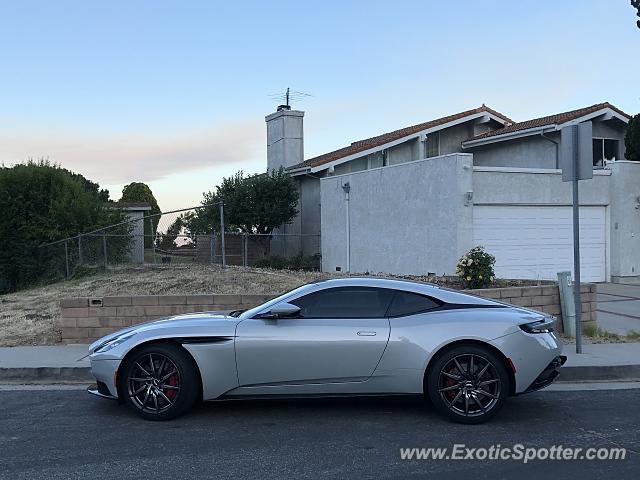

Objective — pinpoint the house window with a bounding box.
[368,151,384,169]
[592,138,619,167]
[425,132,440,158]
[350,157,367,172]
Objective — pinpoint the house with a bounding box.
[265,102,638,283]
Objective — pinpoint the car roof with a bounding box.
[307,276,497,306]
[310,276,440,291]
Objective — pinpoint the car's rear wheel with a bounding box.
[426,344,509,424]
[120,343,199,421]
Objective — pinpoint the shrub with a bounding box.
[456,246,496,289]
[0,160,125,293]
[252,254,321,271]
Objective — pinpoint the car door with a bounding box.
[235,286,394,387]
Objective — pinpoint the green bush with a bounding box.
[252,254,320,271]
[456,246,496,289]
[0,160,126,293]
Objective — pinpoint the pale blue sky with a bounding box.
[1,0,638,210]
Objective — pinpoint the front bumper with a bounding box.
[87,382,118,400]
[523,355,567,393]
[89,358,121,398]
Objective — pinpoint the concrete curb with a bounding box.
[558,364,640,382]
[1,365,639,385]
[0,367,93,383]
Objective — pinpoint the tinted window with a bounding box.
[386,291,440,317]
[290,287,395,318]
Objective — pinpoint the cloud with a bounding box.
[0,120,265,184]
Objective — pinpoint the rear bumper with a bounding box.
[523,355,567,393]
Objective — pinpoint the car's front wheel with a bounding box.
[426,344,509,424]
[119,343,200,421]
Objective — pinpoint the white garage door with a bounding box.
[472,206,606,282]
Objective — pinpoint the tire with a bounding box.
[119,343,200,421]
[426,344,509,424]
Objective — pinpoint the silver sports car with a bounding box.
[87,278,566,424]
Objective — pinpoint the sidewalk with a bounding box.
[561,342,640,381]
[0,342,639,383]
[0,344,91,382]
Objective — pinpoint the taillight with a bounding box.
[520,318,555,334]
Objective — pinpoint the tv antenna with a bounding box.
[269,87,313,111]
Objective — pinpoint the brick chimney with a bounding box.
[265,106,304,172]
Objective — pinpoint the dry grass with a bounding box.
[0,265,333,347]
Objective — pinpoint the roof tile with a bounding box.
[468,102,631,142]
[290,105,512,170]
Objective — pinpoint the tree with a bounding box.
[624,113,640,161]
[119,182,161,248]
[632,0,640,29]
[156,216,184,251]
[184,168,299,236]
[0,160,125,293]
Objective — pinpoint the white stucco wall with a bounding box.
[608,161,640,281]
[320,153,473,275]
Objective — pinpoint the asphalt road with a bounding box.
[0,387,638,479]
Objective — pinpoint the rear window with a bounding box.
[386,291,440,317]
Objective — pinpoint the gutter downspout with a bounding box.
[540,130,560,169]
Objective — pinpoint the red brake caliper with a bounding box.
[165,368,178,400]
[445,368,457,400]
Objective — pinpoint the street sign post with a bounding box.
[559,122,593,354]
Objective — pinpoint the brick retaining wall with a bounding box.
[58,294,274,343]
[57,284,597,343]
[468,283,597,333]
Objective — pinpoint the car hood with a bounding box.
[88,311,241,353]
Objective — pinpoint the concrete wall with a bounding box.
[472,167,611,206]
[58,294,274,343]
[439,122,473,155]
[271,175,321,257]
[471,135,559,169]
[320,154,473,275]
[608,161,640,281]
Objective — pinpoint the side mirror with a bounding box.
[259,302,301,319]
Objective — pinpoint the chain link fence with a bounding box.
[38,207,321,281]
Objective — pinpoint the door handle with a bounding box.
[357,331,377,336]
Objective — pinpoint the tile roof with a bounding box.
[290,105,513,170]
[468,102,631,142]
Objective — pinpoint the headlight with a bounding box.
[519,318,555,334]
[94,332,135,353]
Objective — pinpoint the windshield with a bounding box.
[240,283,318,319]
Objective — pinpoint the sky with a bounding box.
[0,0,638,211]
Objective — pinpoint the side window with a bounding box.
[386,291,440,317]
[290,287,395,318]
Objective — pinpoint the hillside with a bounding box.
[0,265,331,347]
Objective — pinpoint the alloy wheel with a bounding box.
[438,353,501,417]
[127,353,181,414]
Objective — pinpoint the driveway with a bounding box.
[596,283,640,335]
